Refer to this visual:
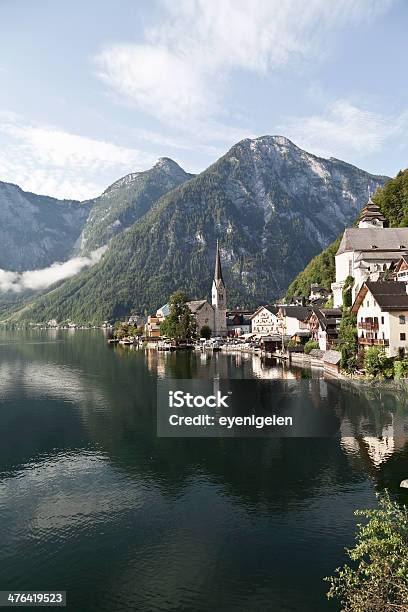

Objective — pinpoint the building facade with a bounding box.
[250,306,279,335]
[331,197,408,307]
[351,280,408,357]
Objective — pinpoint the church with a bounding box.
[331,197,408,307]
[154,241,227,337]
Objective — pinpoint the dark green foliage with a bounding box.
[113,322,141,340]
[326,492,408,611]
[339,308,358,372]
[394,359,408,379]
[160,291,197,340]
[363,347,394,378]
[373,168,408,227]
[286,237,340,298]
[342,275,354,308]
[200,325,212,339]
[304,339,319,354]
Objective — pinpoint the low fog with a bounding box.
[0,246,107,293]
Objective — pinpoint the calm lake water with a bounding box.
[0,330,407,612]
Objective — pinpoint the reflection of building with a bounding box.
[332,197,408,307]
[352,280,408,357]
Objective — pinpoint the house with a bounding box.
[276,305,311,337]
[323,350,342,374]
[226,310,253,337]
[393,256,408,282]
[331,197,408,307]
[145,314,161,338]
[308,307,342,351]
[250,305,279,336]
[309,284,331,302]
[351,280,408,357]
[187,300,215,333]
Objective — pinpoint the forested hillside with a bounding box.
[286,169,408,299]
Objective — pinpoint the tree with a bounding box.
[160,291,197,341]
[326,492,408,611]
[304,340,319,354]
[364,346,394,378]
[200,325,212,339]
[338,308,358,372]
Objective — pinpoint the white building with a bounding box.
[212,241,227,335]
[331,198,408,307]
[351,280,408,357]
[250,306,279,335]
[276,306,311,337]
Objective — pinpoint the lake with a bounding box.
[0,330,407,612]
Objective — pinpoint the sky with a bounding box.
[0,0,407,200]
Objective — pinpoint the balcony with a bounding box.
[358,337,389,346]
[358,321,379,331]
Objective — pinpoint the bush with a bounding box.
[304,340,319,354]
[200,325,212,339]
[364,346,394,378]
[394,359,408,379]
[326,492,408,611]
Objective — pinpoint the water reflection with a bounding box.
[0,331,407,612]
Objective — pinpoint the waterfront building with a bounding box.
[351,280,408,357]
[250,305,279,336]
[331,197,408,307]
[145,314,162,338]
[227,310,253,337]
[308,308,342,351]
[276,305,311,338]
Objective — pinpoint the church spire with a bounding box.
[214,240,224,284]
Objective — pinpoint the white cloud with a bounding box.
[282,100,408,160]
[0,115,156,199]
[95,0,392,132]
[0,247,107,293]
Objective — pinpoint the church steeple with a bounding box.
[214,240,224,285]
[212,240,227,335]
[358,195,386,228]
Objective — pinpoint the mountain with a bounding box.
[78,158,193,252]
[7,136,389,323]
[0,182,90,271]
[286,169,408,299]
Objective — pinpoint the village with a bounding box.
[109,196,408,379]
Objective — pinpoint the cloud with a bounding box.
[95,0,392,132]
[0,247,107,293]
[282,100,408,160]
[0,115,156,199]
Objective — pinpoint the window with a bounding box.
[399,315,406,325]
[400,333,406,341]
[366,300,370,307]
[381,316,384,325]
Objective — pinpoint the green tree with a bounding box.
[326,492,408,611]
[304,340,319,354]
[394,359,408,379]
[364,346,394,378]
[200,325,212,339]
[338,308,358,373]
[160,291,197,341]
